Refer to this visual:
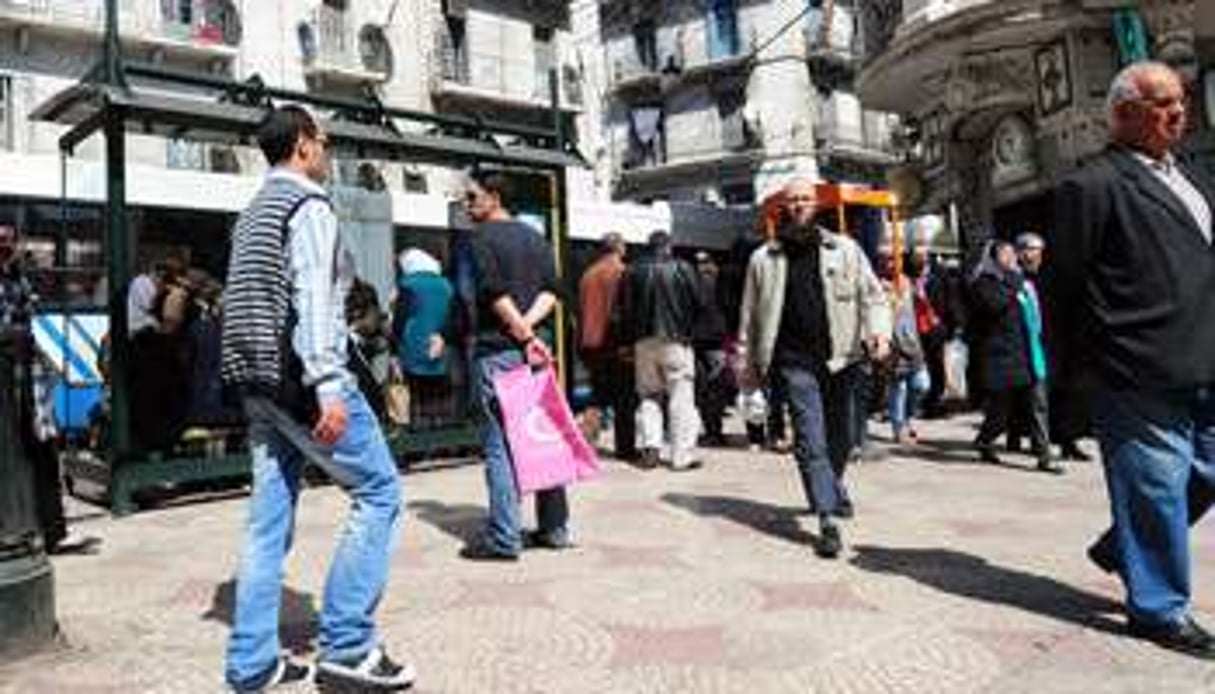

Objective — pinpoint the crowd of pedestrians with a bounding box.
[2,61,1214,690]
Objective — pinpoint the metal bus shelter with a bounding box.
[28,1,583,514]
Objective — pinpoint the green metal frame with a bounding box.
[34,0,580,515]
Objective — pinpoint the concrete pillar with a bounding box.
[749,0,818,201]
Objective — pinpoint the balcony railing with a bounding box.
[0,0,239,51]
[608,25,755,96]
[159,0,240,47]
[900,0,993,30]
[0,0,120,32]
[859,0,902,60]
[818,94,898,161]
[300,7,389,82]
[805,5,859,62]
[433,32,572,108]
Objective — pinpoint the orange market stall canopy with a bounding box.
[758,181,904,278]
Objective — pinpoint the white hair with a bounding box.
[1105,61,1178,128]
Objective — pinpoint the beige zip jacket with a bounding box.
[738,229,891,380]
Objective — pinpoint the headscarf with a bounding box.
[398,248,441,276]
[969,240,1017,284]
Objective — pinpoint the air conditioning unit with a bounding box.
[359,24,393,77]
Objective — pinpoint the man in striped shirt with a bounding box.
[221,106,413,692]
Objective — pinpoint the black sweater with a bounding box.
[472,220,559,355]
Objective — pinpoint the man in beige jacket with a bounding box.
[738,179,890,557]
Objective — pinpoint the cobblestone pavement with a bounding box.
[4,413,1215,693]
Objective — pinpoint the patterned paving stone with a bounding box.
[545,568,764,629]
[3,413,1215,693]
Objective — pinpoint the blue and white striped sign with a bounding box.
[31,312,107,386]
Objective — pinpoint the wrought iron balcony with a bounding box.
[431,31,578,111]
[0,0,239,58]
[299,6,391,84]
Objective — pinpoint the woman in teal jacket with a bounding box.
[394,249,453,425]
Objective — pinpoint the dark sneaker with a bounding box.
[637,447,661,470]
[458,539,519,562]
[976,444,1002,465]
[1061,442,1093,462]
[316,646,417,691]
[1128,615,1215,659]
[815,520,842,559]
[231,656,315,692]
[1036,456,1065,475]
[1087,537,1120,575]
[833,499,855,520]
[523,529,576,551]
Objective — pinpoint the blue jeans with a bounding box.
[778,364,842,516]
[225,386,403,689]
[888,367,930,436]
[475,350,569,554]
[1093,385,1215,626]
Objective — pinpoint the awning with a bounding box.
[31,82,586,171]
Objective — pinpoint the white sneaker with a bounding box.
[316,645,416,691]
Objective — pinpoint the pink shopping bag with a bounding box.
[493,364,601,495]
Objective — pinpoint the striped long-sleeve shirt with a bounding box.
[277,170,355,401]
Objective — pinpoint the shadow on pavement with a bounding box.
[661,492,815,546]
[850,545,1124,634]
[202,580,320,656]
[409,499,485,544]
[907,438,1050,474]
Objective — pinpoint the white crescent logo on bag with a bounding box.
[524,409,563,444]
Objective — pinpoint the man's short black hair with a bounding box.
[468,166,513,208]
[256,105,318,166]
[648,230,671,250]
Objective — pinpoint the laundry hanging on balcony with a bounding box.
[629,106,664,167]
[707,0,741,60]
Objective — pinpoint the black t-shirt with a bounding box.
[774,238,831,370]
[472,220,559,355]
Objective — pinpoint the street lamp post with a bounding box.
[0,329,56,661]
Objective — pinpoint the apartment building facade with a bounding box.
[588,0,898,208]
[857,0,1209,248]
[0,0,679,301]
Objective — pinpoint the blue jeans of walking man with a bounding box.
[1094,385,1215,627]
[225,386,402,689]
[779,364,842,515]
[475,350,569,555]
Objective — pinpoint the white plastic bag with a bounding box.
[944,337,969,402]
[738,388,768,426]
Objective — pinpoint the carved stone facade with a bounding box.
[858,0,1204,248]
